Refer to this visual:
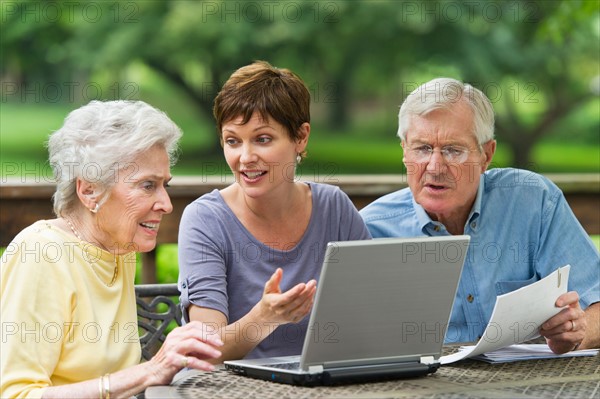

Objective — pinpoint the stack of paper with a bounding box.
[452,344,598,364]
[440,265,592,365]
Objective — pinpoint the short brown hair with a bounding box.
[213,61,310,144]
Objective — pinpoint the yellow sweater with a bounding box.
[1,220,141,398]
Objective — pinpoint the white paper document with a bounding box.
[441,265,571,364]
[465,344,598,363]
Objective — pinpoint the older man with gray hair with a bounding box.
[360,78,599,354]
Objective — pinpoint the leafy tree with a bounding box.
[1,0,597,167]
[423,0,600,167]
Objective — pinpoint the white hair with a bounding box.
[397,77,495,145]
[48,100,182,217]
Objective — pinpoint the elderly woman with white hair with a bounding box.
[0,100,222,399]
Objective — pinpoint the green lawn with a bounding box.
[1,103,599,177]
[592,235,600,249]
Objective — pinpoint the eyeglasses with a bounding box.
[404,144,479,164]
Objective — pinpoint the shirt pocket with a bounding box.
[495,275,538,296]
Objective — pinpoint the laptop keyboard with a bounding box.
[263,361,300,370]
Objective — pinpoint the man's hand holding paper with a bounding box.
[441,265,575,364]
[540,291,587,354]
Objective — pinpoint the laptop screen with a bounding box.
[300,236,470,369]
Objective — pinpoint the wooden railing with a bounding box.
[2,174,598,283]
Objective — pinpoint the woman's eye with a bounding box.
[224,138,238,146]
[256,136,271,144]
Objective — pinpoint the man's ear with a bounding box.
[481,140,496,172]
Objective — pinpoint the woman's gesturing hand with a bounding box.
[259,268,317,324]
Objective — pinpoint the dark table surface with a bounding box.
[145,349,600,399]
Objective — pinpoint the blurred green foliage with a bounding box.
[1,0,599,174]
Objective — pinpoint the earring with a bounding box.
[90,203,99,213]
[296,154,302,164]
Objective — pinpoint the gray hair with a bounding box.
[48,100,183,217]
[397,77,495,145]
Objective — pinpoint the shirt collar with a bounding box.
[411,173,486,234]
[411,194,434,234]
[469,174,485,223]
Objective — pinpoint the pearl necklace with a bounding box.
[65,217,119,287]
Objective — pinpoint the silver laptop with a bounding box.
[224,235,470,386]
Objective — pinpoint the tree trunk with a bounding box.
[510,137,537,171]
[327,78,348,129]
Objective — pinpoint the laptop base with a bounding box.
[225,362,439,387]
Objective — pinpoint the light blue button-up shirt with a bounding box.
[360,168,600,343]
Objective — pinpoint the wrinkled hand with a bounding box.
[258,268,317,324]
[146,321,223,385]
[539,291,586,354]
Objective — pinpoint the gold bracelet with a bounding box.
[98,375,104,399]
[102,373,110,399]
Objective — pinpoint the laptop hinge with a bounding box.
[308,365,324,374]
[420,356,436,365]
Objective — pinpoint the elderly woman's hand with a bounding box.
[257,268,317,325]
[539,291,587,354]
[145,321,223,385]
